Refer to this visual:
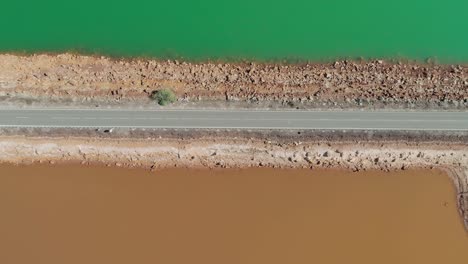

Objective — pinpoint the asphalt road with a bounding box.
[0,109,467,131]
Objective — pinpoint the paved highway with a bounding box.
[0,109,467,131]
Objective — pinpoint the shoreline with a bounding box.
[1,53,467,110]
[3,50,460,65]
[445,167,468,230]
[0,135,466,230]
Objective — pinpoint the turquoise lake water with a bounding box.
[1,0,467,62]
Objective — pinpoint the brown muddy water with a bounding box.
[0,165,467,264]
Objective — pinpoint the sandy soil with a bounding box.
[0,53,467,109]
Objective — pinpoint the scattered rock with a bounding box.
[1,54,466,110]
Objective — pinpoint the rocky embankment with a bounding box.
[0,136,467,228]
[0,54,467,108]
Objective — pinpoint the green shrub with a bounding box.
[151,89,176,106]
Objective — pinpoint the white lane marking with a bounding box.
[0,124,466,131]
[52,117,80,120]
[59,117,465,122]
[1,108,468,114]
[43,116,468,122]
[145,118,463,122]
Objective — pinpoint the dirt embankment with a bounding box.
[0,135,467,228]
[1,53,467,226]
[0,54,467,109]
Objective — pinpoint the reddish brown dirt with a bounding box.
[1,54,467,108]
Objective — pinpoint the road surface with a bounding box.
[0,109,467,131]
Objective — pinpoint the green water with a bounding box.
[1,0,467,62]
